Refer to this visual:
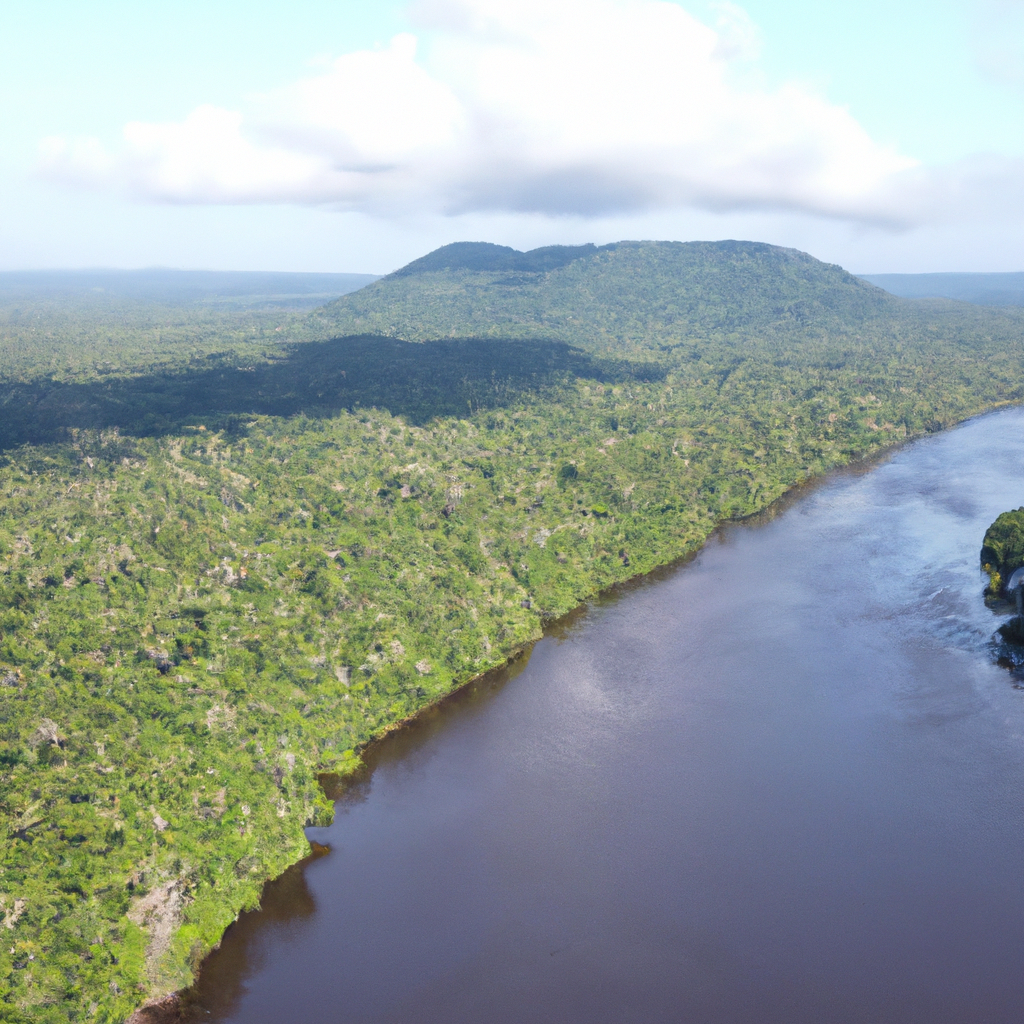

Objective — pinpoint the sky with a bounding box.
[4,0,1024,274]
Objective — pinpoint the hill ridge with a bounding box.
[315,238,899,354]
[388,240,612,277]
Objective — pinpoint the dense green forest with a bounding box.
[3,240,1024,1023]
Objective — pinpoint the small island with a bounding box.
[981,507,1024,644]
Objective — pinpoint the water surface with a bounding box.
[186,408,1024,1024]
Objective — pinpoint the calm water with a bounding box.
[184,408,1024,1024]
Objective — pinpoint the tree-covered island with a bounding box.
[981,507,1024,645]
[5,240,1024,1021]
[981,508,1024,599]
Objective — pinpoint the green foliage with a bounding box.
[981,508,1024,594]
[388,241,604,277]
[312,239,1024,364]
[2,238,1024,1020]
[0,335,654,447]
[986,566,1003,597]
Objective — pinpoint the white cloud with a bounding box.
[710,1,761,63]
[39,0,922,224]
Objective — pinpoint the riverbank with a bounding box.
[162,402,1024,1024]
[143,411,998,1024]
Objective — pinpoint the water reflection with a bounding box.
[177,650,536,1020]
[179,848,325,1021]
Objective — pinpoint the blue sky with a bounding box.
[4,0,1024,273]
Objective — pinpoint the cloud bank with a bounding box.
[40,0,923,224]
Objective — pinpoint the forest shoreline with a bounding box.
[129,407,995,1024]
[13,239,1024,1022]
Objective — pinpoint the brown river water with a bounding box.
[180,407,1024,1024]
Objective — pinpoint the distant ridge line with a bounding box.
[387,238,834,279]
[388,241,611,277]
[860,271,1024,307]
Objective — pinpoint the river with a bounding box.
[181,407,1024,1024]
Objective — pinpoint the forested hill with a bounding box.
[311,239,1000,356]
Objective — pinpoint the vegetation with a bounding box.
[982,508,1024,597]
[4,240,1024,1022]
[313,239,1024,362]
